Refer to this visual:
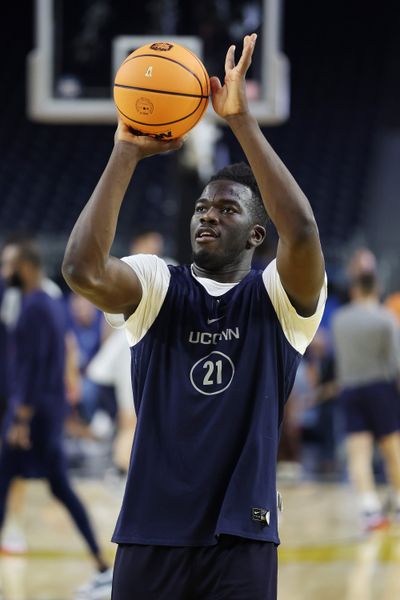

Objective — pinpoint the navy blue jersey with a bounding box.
[0,281,7,402]
[0,281,7,429]
[8,289,67,421]
[109,258,325,547]
[66,299,103,373]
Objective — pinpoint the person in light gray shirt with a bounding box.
[332,272,400,531]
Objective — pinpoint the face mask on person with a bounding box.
[7,271,24,289]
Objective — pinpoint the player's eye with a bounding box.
[195,205,207,212]
[221,207,235,214]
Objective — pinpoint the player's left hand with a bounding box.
[210,33,257,120]
[7,422,32,450]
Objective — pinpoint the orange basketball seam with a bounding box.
[194,95,209,122]
[116,97,207,128]
[184,97,209,133]
[118,53,204,95]
[114,83,208,99]
[184,47,210,96]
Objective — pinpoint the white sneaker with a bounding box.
[75,567,113,600]
[362,511,390,533]
[0,524,28,554]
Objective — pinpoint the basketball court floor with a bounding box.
[0,479,399,599]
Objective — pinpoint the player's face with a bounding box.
[0,244,23,287]
[190,180,258,270]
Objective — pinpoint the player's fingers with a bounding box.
[163,138,185,152]
[236,33,257,75]
[116,116,131,133]
[127,132,177,146]
[210,76,222,95]
[141,136,184,153]
[225,45,236,73]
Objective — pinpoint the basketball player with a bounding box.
[332,271,400,531]
[63,34,326,600]
[0,278,6,428]
[0,238,112,587]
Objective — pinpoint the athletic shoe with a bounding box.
[362,511,390,532]
[0,525,28,554]
[75,567,113,600]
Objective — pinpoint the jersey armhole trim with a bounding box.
[104,255,171,346]
[262,259,327,355]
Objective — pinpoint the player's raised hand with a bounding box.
[210,33,257,120]
[114,117,184,160]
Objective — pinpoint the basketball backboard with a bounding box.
[27,0,289,125]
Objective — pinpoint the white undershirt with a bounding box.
[105,255,327,355]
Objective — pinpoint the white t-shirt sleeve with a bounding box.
[262,259,327,355]
[104,254,171,347]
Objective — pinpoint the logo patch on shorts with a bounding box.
[251,507,270,526]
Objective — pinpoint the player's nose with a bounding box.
[200,207,219,223]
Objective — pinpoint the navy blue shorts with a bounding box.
[111,535,277,600]
[339,381,400,438]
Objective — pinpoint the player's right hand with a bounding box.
[114,118,184,160]
[7,422,32,450]
[211,33,256,120]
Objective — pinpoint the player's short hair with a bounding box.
[209,162,269,227]
[353,272,377,294]
[2,233,42,268]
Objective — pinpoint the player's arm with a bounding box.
[7,306,45,449]
[62,124,183,317]
[386,316,400,376]
[211,34,325,316]
[64,331,81,406]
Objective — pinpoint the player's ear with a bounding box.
[246,225,266,249]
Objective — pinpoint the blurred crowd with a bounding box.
[0,229,177,476]
[279,249,400,478]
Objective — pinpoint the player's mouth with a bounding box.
[195,226,219,243]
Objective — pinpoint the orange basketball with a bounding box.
[113,41,210,140]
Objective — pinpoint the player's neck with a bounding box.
[352,292,379,304]
[22,274,43,294]
[192,262,251,283]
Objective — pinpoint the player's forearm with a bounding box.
[62,142,139,288]
[15,404,34,420]
[227,113,319,244]
[11,389,36,418]
[14,404,35,427]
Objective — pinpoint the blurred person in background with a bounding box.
[86,230,176,477]
[301,328,338,477]
[277,358,310,482]
[68,294,103,374]
[0,278,6,429]
[67,293,105,423]
[332,271,400,531]
[129,229,165,257]
[0,237,112,590]
[0,236,88,554]
[384,291,400,330]
[0,243,62,553]
[129,227,178,265]
[278,328,338,481]
[86,324,134,478]
[347,247,377,281]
